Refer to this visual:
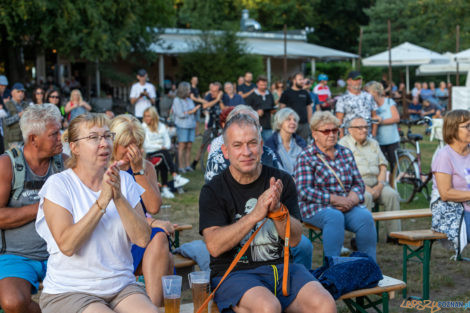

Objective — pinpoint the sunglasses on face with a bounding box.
[315,128,339,135]
[49,95,59,99]
[349,126,369,131]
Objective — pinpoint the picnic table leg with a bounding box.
[174,230,180,248]
[402,245,408,299]
[382,292,389,313]
[422,240,431,300]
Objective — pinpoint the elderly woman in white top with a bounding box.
[143,106,189,199]
[265,108,307,175]
[36,113,158,313]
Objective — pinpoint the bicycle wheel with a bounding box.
[392,154,420,203]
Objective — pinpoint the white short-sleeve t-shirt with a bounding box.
[36,169,145,295]
[130,82,156,118]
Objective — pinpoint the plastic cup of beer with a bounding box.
[188,271,210,313]
[162,275,182,313]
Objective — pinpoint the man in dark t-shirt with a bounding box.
[237,72,256,99]
[199,114,335,313]
[245,76,275,141]
[279,72,313,141]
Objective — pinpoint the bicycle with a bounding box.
[392,117,444,203]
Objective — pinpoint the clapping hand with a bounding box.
[105,160,124,200]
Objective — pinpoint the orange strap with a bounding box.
[196,204,291,313]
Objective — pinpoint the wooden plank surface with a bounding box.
[389,229,447,241]
[339,275,406,300]
[372,208,431,221]
[175,224,193,231]
[173,253,196,268]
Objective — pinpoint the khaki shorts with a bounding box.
[39,283,147,313]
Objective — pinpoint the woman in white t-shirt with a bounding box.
[36,113,158,313]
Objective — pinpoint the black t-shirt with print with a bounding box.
[199,165,301,278]
[279,88,313,124]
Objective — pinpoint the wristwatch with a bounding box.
[133,169,145,176]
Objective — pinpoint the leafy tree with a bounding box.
[0,0,175,82]
[178,31,264,91]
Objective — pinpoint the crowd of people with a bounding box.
[0,67,468,313]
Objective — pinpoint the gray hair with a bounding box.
[309,111,340,131]
[226,105,259,125]
[223,113,261,143]
[273,108,299,131]
[224,81,233,89]
[20,103,62,143]
[176,81,191,99]
[364,81,384,96]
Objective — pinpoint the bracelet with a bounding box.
[96,200,106,214]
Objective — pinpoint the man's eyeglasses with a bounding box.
[49,95,59,99]
[73,132,115,144]
[315,128,339,135]
[349,126,369,131]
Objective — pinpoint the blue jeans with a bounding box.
[290,234,313,270]
[465,211,470,243]
[303,205,377,261]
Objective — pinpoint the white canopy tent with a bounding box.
[455,48,470,63]
[362,42,448,93]
[415,52,470,81]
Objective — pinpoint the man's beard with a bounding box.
[295,83,303,89]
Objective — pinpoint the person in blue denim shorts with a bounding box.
[199,114,336,313]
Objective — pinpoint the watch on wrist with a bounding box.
[133,169,145,176]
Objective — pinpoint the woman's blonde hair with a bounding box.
[309,111,340,130]
[70,89,83,103]
[110,114,145,161]
[443,109,470,144]
[63,113,110,168]
[364,81,384,97]
[143,106,160,132]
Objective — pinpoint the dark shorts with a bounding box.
[211,263,316,313]
[131,227,168,272]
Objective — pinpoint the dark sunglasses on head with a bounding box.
[315,128,339,135]
[35,91,44,94]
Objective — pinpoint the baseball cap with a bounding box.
[318,74,328,81]
[137,69,147,77]
[12,82,25,91]
[0,75,8,86]
[347,71,362,80]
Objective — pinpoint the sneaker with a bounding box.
[178,168,186,174]
[185,166,194,172]
[161,187,175,199]
[177,187,185,194]
[340,246,351,256]
[173,175,189,188]
[191,160,198,170]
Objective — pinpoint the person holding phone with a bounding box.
[130,69,156,121]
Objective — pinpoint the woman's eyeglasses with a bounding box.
[349,126,369,131]
[315,128,339,135]
[73,132,116,144]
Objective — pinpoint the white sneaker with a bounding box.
[161,187,175,199]
[173,175,189,188]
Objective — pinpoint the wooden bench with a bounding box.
[158,275,405,313]
[340,275,406,313]
[388,229,447,300]
[303,208,432,245]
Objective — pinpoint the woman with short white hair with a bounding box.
[265,108,306,175]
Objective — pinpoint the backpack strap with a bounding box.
[5,147,26,200]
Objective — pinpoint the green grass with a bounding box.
[159,125,470,311]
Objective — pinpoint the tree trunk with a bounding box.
[0,26,26,84]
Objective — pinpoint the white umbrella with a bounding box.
[362,42,448,92]
[416,52,470,82]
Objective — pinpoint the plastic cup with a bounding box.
[162,275,182,313]
[188,271,210,313]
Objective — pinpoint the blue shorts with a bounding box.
[211,263,316,313]
[131,227,168,272]
[0,254,47,294]
[176,127,195,143]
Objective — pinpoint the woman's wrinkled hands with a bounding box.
[105,161,124,200]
